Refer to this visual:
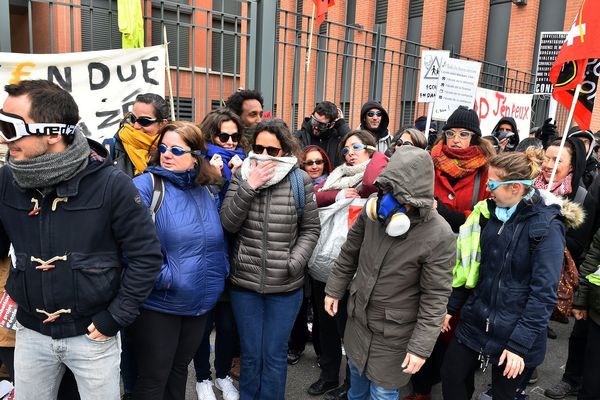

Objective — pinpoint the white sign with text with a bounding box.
[432,58,481,121]
[474,87,532,140]
[0,46,166,142]
[418,50,450,103]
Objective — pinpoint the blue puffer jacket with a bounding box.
[133,166,229,316]
[447,190,565,367]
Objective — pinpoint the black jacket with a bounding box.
[448,193,565,367]
[103,133,136,178]
[359,101,391,152]
[0,140,162,339]
[294,117,350,168]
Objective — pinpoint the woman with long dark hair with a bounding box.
[220,119,320,399]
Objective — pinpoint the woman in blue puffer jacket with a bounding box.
[129,121,229,400]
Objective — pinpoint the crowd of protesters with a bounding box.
[0,80,600,400]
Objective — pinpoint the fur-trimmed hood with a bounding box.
[538,189,585,230]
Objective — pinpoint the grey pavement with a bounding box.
[183,319,574,399]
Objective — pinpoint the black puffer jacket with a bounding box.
[0,140,162,339]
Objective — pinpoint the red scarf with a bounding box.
[431,142,488,178]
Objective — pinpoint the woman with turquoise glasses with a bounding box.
[440,148,578,400]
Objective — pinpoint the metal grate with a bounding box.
[375,0,388,24]
[81,0,121,51]
[151,0,191,68]
[167,97,194,121]
[409,0,424,19]
[447,0,465,12]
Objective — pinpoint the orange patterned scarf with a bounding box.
[431,141,487,178]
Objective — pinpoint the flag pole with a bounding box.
[163,26,176,121]
[306,3,316,68]
[548,83,582,188]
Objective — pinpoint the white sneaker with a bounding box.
[195,379,217,400]
[215,376,240,400]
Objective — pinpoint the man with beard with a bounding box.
[294,101,350,168]
[359,101,391,153]
[225,89,264,141]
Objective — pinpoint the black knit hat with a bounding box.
[442,106,481,136]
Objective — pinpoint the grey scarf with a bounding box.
[8,128,91,190]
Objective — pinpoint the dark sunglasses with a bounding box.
[158,143,202,157]
[0,109,75,142]
[341,143,375,156]
[215,131,241,143]
[444,130,473,139]
[310,115,334,131]
[127,112,158,127]
[395,138,413,147]
[366,111,382,117]
[253,144,281,157]
[303,159,324,166]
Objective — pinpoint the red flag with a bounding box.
[313,0,335,28]
[549,0,600,130]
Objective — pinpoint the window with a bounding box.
[81,0,121,51]
[375,0,388,24]
[211,0,241,74]
[166,97,194,120]
[151,0,191,68]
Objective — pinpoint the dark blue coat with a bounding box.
[448,191,565,367]
[134,167,229,316]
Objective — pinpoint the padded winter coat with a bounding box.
[220,168,320,294]
[134,167,229,316]
[447,192,567,367]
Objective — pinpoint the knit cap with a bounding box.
[442,106,481,136]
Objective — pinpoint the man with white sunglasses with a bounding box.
[0,79,162,400]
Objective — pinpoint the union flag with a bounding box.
[313,0,335,28]
[549,0,600,130]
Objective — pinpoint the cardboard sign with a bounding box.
[0,46,166,142]
[418,50,450,103]
[0,292,17,331]
[534,31,568,95]
[474,87,532,140]
[432,58,481,121]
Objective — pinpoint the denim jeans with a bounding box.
[14,324,121,400]
[348,360,400,400]
[193,300,237,381]
[230,287,302,400]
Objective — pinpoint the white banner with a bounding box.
[432,58,481,121]
[474,87,532,140]
[418,50,450,103]
[0,46,165,142]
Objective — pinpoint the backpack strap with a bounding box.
[149,173,165,223]
[471,170,481,209]
[102,137,116,160]
[289,167,305,220]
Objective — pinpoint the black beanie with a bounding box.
[442,106,481,136]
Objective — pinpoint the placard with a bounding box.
[474,87,532,140]
[534,31,567,95]
[418,50,450,103]
[432,58,481,121]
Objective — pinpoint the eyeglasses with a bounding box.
[395,138,413,147]
[366,111,382,118]
[126,112,158,127]
[487,179,533,191]
[310,115,334,131]
[444,130,473,139]
[0,109,76,142]
[253,144,281,157]
[158,143,202,157]
[215,131,241,143]
[303,159,324,166]
[342,143,375,156]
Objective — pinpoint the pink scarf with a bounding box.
[533,173,573,197]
